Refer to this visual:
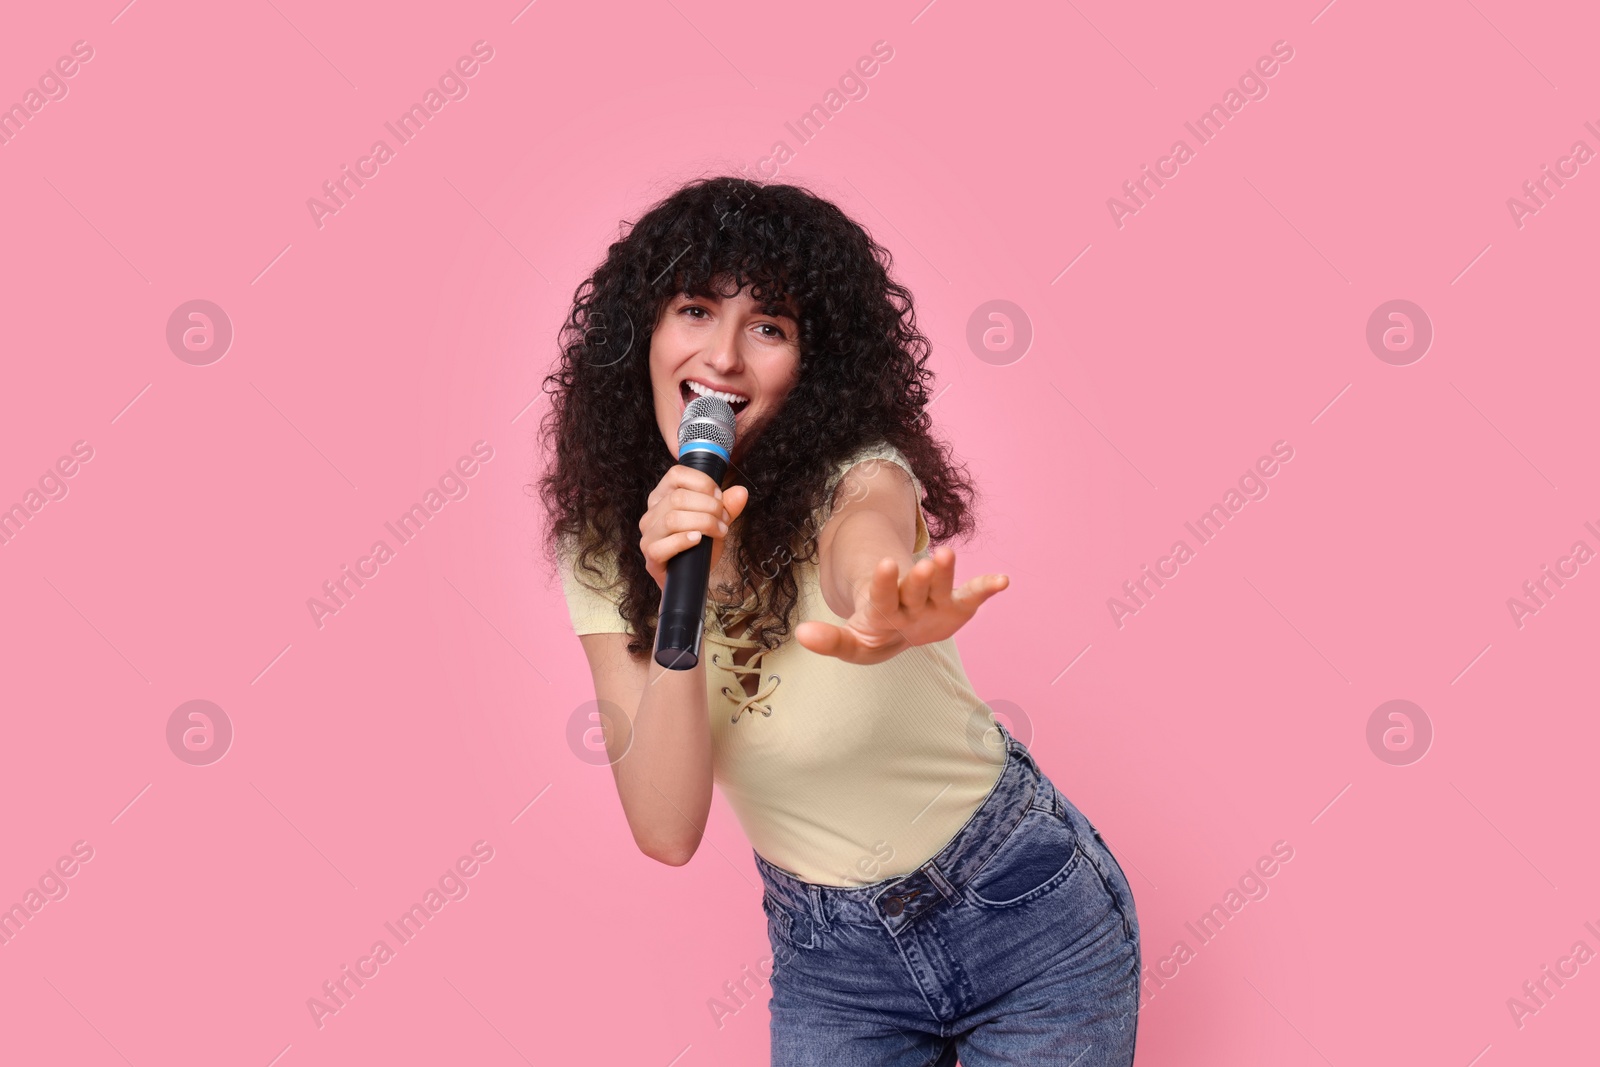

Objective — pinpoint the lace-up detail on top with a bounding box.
[709,635,782,723]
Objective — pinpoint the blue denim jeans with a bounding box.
[755,723,1141,1066]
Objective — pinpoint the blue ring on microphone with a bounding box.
[680,439,730,461]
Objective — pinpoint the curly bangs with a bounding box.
[537,175,976,656]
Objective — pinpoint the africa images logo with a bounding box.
[306,441,494,629]
[305,841,495,1030]
[1106,39,1296,229]
[1107,441,1295,628]
[306,41,496,230]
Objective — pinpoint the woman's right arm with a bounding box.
[574,465,748,867]
[576,632,714,865]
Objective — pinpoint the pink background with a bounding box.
[2,0,1596,1063]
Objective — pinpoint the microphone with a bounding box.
[653,394,737,670]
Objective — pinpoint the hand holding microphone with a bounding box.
[639,467,746,593]
[642,396,747,669]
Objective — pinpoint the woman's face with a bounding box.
[649,282,801,463]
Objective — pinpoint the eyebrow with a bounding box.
[678,290,798,320]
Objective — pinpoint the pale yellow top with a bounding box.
[557,441,1004,886]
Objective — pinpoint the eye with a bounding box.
[755,322,788,340]
[680,304,709,319]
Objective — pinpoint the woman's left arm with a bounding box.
[797,459,1009,665]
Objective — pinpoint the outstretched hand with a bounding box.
[795,546,1009,665]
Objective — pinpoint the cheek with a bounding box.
[652,318,703,364]
[763,355,801,405]
[648,332,679,388]
[648,326,671,368]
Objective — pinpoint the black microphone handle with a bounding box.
[653,448,729,670]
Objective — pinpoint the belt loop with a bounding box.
[806,884,827,927]
[923,862,958,902]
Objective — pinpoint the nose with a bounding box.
[705,319,744,376]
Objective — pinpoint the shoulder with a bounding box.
[557,529,615,579]
[824,440,925,499]
[556,531,634,635]
[817,440,929,554]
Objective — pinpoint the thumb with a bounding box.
[723,484,752,519]
[796,620,844,657]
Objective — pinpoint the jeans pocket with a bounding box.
[963,808,1083,908]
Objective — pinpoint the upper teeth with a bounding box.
[687,380,747,406]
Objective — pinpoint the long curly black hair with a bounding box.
[537,175,977,657]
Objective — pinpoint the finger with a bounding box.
[671,464,724,499]
[663,509,727,541]
[645,531,707,562]
[926,547,956,606]
[668,489,732,524]
[864,557,901,625]
[953,572,1010,609]
[899,556,934,613]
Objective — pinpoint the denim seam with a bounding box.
[890,925,954,1028]
[1088,835,1137,945]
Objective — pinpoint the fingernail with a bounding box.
[714,488,723,499]
[688,531,701,542]
[718,522,728,534]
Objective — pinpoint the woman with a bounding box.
[538,176,1141,1065]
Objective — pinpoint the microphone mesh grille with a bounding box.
[678,395,736,450]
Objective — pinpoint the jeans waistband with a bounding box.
[754,722,1092,937]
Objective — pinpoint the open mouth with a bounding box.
[680,378,751,418]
